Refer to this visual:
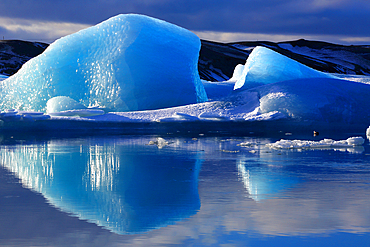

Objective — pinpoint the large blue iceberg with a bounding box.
[0,14,207,112]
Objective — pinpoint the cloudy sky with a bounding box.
[0,0,369,45]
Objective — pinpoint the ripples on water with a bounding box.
[0,135,370,246]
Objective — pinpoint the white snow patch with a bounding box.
[266,137,364,149]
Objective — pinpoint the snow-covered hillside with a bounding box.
[229,39,370,77]
[0,40,47,76]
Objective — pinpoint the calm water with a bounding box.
[0,135,370,246]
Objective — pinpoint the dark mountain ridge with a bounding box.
[0,40,48,76]
[1,39,370,82]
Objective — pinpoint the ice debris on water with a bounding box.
[366,126,370,139]
[266,136,365,149]
[237,141,256,147]
[148,137,170,149]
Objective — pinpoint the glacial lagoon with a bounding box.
[0,134,370,246]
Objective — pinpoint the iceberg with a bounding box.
[234,46,335,90]
[0,14,207,112]
[1,16,370,137]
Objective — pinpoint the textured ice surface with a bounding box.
[0,14,207,112]
[234,46,335,90]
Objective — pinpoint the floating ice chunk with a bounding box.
[346,136,365,146]
[237,141,256,147]
[366,126,370,140]
[0,14,207,112]
[266,136,364,149]
[234,46,335,90]
[46,96,87,114]
[148,137,170,149]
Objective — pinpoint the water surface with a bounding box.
[0,135,369,246]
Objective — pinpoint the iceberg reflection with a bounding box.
[237,160,301,201]
[0,138,202,234]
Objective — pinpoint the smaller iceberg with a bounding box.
[234,46,335,90]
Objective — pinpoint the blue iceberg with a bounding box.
[0,15,370,136]
[233,46,335,90]
[0,14,207,112]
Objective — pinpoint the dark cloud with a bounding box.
[0,0,369,42]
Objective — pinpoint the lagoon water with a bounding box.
[0,134,370,246]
